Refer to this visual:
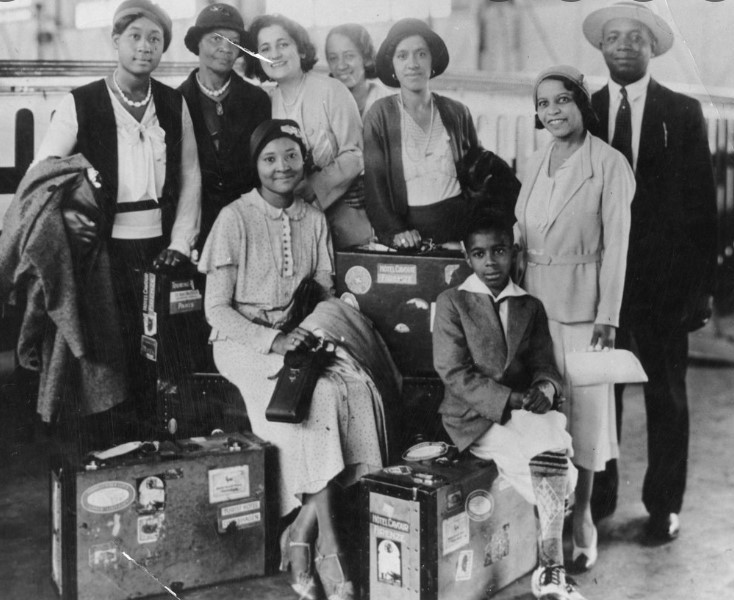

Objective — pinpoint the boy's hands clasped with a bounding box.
[509,381,556,414]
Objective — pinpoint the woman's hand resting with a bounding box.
[392,229,422,249]
[588,324,616,351]
[272,327,317,355]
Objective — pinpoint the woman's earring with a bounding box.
[431,68,436,77]
[391,73,397,80]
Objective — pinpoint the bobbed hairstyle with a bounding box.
[247,14,318,82]
[325,23,378,79]
[534,75,599,131]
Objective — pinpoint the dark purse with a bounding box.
[265,339,335,423]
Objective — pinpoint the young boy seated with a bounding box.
[432,213,585,600]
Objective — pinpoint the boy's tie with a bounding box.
[612,87,633,167]
[491,296,507,350]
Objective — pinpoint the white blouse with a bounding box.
[400,100,461,207]
[34,82,201,256]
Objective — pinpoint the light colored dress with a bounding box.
[199,189,385,516]
[519,136,633,472]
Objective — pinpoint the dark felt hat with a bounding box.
[184,3,247,56]
[376,18,449,88]
[250,119,308,169]
[113,0,173,52]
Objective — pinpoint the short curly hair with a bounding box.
[325,23,378,80]
[247,14,317,82]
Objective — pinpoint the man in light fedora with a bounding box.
[583,1,717,542]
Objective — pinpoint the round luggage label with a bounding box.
[344,266,372,295]
[81,481,136,514]
[465,490,494,521]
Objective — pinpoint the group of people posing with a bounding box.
[3,1,717,600]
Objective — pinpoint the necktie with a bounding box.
[612,87,633,167]
[491,296,507,350]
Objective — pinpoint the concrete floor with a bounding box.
[1,329,733,600]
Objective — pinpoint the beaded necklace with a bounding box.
[113,70,152,108]
[196,73,232,98]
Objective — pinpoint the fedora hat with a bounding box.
[583,1,674,56]
[375,18,449,88]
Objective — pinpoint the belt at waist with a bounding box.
[526,251,601,266]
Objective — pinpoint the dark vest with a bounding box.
[71,78,183,242]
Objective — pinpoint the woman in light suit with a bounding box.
[515,66,634,573]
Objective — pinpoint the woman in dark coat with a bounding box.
[178,3,270,249]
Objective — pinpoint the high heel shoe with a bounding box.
[314,549,355,600]
[280,525,319,600]
[572,524,598,572]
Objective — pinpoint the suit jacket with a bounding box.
[590,79,717,327]
[432,287,562,452]
[515,133,634,326]
[363,93,479,244]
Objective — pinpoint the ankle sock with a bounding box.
[529,450,569,566]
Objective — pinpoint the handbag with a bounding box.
[565,349,647,387]
[265,339,335,423]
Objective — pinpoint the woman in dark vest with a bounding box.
[34,0,201,436]
[178,3,270,250]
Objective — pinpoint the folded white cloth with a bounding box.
[565,349,647,387]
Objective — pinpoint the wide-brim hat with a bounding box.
[375,18,449,88]
[533,65,591,105]
[113,0,172,52]
[184,3,247,56]
[583,1,674,57]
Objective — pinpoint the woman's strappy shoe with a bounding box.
[314,549,355,600]
[280,525,319,600]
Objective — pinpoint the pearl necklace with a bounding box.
[196,73,232,98]
[113,70,152,108]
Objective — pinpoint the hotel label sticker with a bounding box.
[376,539,403,587]
[137,514,164,544]
[442,511,470,555]
[455,549,473,581]
[140,335,157,362]
[209,465,250,503]
[371,513,409,533]
[377,263,417,285]
[89,542,118,568]
[219,511,261,532]
[81,481,135,514]
[344,265,372,294]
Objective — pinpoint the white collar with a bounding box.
[246,189,307,221]
[458,273,528,301]
[608,72,650,102]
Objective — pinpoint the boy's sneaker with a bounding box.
[530,565,569,599]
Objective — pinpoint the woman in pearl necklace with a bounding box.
[178,3,270,250]
[33,0,201,441]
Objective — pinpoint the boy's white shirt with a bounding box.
[458,273,527,337]
[458,273,556,401]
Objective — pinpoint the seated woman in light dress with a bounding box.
[199,119,399,600]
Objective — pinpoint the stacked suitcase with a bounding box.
[361,457,538,600]
[51,432,272,600]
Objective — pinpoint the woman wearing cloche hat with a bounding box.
[363,18,479,249]
[515,65,636,586]
[32,0,202,440]
[178,3,270,249]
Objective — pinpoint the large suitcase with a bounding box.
[50,432,272,600]
[335,248,472,376]
[361,457,537,600]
